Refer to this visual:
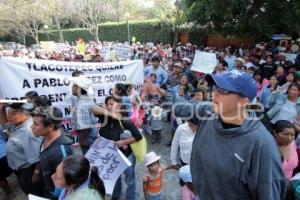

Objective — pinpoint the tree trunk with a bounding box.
[94,24,99,43]
[173,27,178,47]
[54,15,64,42]
[34,34,39,44]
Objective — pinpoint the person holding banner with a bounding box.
[96,95,142,200]
[70,75,98,154]
[52,155,105,200]
[0,102,45,197]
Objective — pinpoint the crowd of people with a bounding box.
[1,38,300,200]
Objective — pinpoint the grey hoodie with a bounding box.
[175,101,287,200]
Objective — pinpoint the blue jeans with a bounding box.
[112,154,136,200]
[77,128,98,154]
[149,194,161,200]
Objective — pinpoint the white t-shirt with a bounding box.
[170,123,195,165]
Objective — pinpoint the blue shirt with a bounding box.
[224,55,236,71]
[260,85,271,109]
[122,96,132,116]
[144,65,168,86]
[0,129,6,158]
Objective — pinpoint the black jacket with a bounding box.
[98,116,142,157]
[40,135,73,194]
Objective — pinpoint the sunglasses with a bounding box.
[213,86,245,97]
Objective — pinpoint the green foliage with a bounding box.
[25,19,175,45]
[183,0,300,38]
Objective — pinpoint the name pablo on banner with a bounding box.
[85,137,131,195]
[0,57,144,117]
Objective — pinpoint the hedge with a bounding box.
[2,19,206,46]
[24,19,174,45]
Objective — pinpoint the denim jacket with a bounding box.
[267,92,300,120]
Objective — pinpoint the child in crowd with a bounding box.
[191,88,207,102]
[179,165,198,200]
[148,105,164,143]
[143,152,173,200]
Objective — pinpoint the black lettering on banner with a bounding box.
[106,156,120,173]
[88,149,102,165]
[104,75,126,83]
[48,64,55,71]
[42,79,50,87]
[61,121,72,132]
[107,146,117,152]
[65,107,71,116]
[88,66,93,71]
[22,79,31,88]
[109,88,113,95]
[95,65,102,72]
[88,76,102,84]
[56,65,63,71]
[34,78,70,88]
[40,64,48,71]
[34,79,42,88]
[48,93,67,102]
[97,89,106,97]
[26,63,33,71]
[100,153,114,164]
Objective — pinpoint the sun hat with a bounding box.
[179,165,192,183]
[205,69,257,101]
[69,75,94,95]
[235,57,246,65]
[144,152,161,166]
[151,106,163,118]
[174,62,183,68]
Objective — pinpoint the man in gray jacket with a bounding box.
[175,70,286,199]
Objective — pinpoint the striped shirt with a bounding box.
[6,118,42,170]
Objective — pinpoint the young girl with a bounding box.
[143,152,173,200]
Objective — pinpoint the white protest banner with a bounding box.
[54,43,70,52]
[85,137,131,195]
[191,50,218,73]
[40,41,55,52]
[146,42,154,48]
[102,46,111,62]
[28,194,49,200]
[116,44,132,61]
[0,57,144,117]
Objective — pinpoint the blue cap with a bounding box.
[206,70,257,101]
[179,165,192,183]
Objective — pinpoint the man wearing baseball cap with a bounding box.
[174,70,286,199]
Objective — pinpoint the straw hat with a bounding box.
[144,152,161,166]
[69,75,94,95]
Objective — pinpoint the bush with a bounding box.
[26,19,174,45]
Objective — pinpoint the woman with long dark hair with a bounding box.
[96,95,142,200]
[52,155,105,200]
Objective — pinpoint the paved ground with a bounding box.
[0,123,182,200]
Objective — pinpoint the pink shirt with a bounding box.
[283,141,299,180]
[182,185,196,200]
[256,78,269,97]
